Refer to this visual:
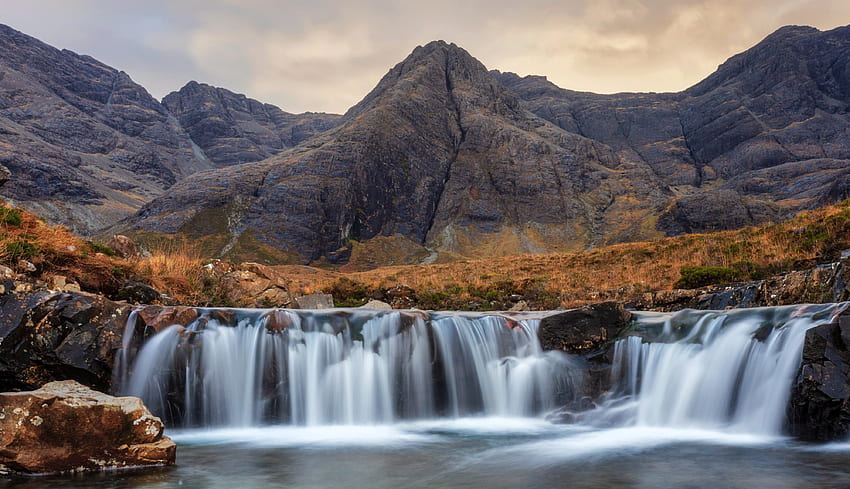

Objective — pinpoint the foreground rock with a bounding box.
[0,380,175,475]
[0,289,128,392]
[538,302,633,354]
[789,307,850,441]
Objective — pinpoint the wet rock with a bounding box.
[136,306,200,333]
[260,310,294,332]
[116,280,160,305]
[106,235,139,259]
[538,302,633,354]
[0,290,129,392]
[788,309,850,441]
[0,380,175,475]
[293,293,334,310]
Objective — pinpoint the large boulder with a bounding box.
[0,380,175,475]
[0,290,129,392]
[538,302,633,354]
[788,309,850,441]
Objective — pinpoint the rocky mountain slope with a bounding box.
[0,24,341,234]
[1,23,848,266]
[123,41,668,264]
[123,25,850,266]
[162,81,340,166]
[496,25,850,233]
[0,24,216,233]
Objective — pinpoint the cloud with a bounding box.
[4,0,849,113]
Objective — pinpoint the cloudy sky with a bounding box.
[5,1,849,114]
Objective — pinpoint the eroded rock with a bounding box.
[0,380,175,475]
[538,302,633,354]
[788,309,850,441]
[0,290,128,392]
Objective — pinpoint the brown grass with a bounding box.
[2,198,849,310]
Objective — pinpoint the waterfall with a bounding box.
[121,303,846,434]
[599,304,847,435]
[122,309,576,427]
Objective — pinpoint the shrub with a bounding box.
[675,265,740,289]
[0,207,23,227]
[6,240,40,260]
[86,241,117,257]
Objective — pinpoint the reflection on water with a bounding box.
[6,420,850,489]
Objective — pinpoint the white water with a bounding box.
[592,304,848,435]
[123,310,574,427]
[121,303,846,438]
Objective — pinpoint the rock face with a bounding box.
[788,308,850,441]
[537,302,633,354]
[0,289,128,392]
[162,81,340,166]
[0,380,175,475]
[497,25,850,235]
[0,24,217,234]
[125,40,662,264]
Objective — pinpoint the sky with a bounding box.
[4,1,849,114]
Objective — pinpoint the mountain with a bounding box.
[0,24,342,234]
[0,24,216,233]
[161,82,340,166]
[496,25,850,233]
[123,41,667,265]
[1,22,848,266]
[121,25,850,266]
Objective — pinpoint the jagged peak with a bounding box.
[342,40,510,120]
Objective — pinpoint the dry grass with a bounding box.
[3,198,849,310]
[278,199,850,309]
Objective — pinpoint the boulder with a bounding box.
[116,280,160,304]
[293,293,335,310]
[0,380,175,475]
[538,302,633,354]
[219,268,291,307]
[359,299,393,310]
[136,306,200,333]
[788,310,850,441]
[0,290,128,392]
[105,235,139,259]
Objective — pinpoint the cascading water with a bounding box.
[121,303,847,437]
[593,303,848,435]
[122,309,577,427]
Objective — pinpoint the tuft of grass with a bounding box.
[0,206,23,227]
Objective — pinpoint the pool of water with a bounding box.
[6,418,850,488]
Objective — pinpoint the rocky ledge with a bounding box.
[0,380,175,475]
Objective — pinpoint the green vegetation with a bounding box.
[675,266,740,289]
[0,206,23,227]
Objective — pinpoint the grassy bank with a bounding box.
[2,198,850,310]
